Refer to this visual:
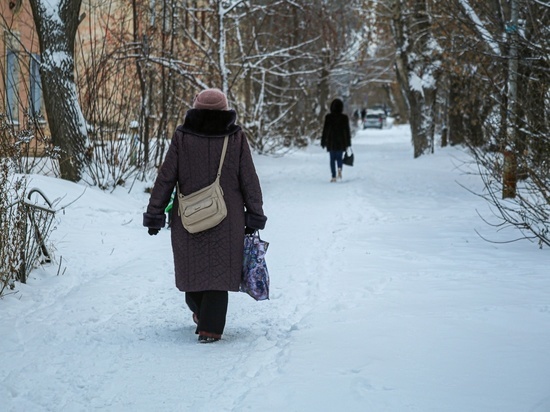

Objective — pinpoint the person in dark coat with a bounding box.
[321,98,352,182]
[143,88,267,343]
[360,108,366,122]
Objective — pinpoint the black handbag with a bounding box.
[343,148,354,166]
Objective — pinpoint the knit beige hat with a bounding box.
[193,88,228,110]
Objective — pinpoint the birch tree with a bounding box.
[227,1,323,149]
[227,0,375,149]
[29,0,88,182]
[315,1,374,117]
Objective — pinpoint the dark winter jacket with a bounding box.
[143,108,267,292]
[321,99,352,151]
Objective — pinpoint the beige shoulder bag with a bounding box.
[177,136,228,233]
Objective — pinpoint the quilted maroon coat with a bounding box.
[143,109,267,292]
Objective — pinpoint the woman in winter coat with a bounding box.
[321,98,352,182]
[143,88,267,343]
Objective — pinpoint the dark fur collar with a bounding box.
[179,109,241,138]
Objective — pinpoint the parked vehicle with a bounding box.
[363,109,386,129]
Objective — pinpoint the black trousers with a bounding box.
[185,291,228,336]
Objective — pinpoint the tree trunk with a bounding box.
[391,0,438,158]
[29,0,87,182]
[389,81,408,124]
[448,74,465,146]
[217,0,228,94]
[132,0,151,171]
[318,49,331,124]
[407,89,435,158]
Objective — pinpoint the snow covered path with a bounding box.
[1,126,550,412]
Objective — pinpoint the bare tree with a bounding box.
[430,1,502,148]
[388,0,440,158]
[438,0,550,247]
[29,0,88,182]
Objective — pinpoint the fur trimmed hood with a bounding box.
[179,108,241,138]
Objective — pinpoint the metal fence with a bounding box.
[15,188,56,283]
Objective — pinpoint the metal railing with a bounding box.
[17,188,56,283]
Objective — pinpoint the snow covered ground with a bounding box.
[1,125,549,412]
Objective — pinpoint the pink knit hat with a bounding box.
[193,88,228,110]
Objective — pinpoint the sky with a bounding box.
[1,123,549,412]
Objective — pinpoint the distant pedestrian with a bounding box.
[352,109,360,124]
[143,88,267,343]
[321,98,352,182]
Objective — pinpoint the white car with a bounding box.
[363,109,386,129]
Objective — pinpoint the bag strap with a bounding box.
[177,135,229,197]
[216,135,229,180]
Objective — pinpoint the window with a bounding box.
[6,48,19,123]
[29,54,43,119]
[9,0,23,14]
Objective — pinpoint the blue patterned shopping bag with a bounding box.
[240,232,270,301]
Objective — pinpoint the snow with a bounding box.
[458,0,501,56]
[39,0,62,25]
[408,71,424,94]
[2,125,550,412]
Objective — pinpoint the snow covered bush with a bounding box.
[431,0,550,248]
[0,162,27,296]
[0,116,57,296]
[466,147,550,248]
